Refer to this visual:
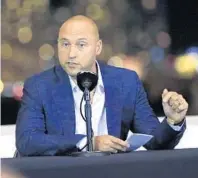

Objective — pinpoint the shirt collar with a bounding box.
[69,61,104,93]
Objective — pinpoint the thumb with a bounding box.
[162,88,168,97]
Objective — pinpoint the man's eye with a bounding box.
[78,43,86,48]
[63,42,70,47]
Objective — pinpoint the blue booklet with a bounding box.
[126,133,154,151]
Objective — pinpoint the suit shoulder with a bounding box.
[24,66,57,87]
[105,64,138,80]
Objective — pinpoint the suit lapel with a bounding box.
[99,63,122,138]
[51,65,75,136]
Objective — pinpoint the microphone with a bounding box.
[76,71,98,92]
[76,71,98,152]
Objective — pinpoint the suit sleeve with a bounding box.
[16,77,84,156]
[131,72,186,150]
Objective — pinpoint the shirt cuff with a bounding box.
[76,137,87,151]
[168,120,185,131]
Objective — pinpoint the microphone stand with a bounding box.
[84,87,93,151]
[69,87,111,157]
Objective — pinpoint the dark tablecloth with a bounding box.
[2,148,198,178]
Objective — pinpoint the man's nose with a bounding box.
[68,45,77,59]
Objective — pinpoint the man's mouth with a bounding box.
[67,62,79,68]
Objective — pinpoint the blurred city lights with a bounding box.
[32,0,48,7]
[88,0,108,7]
[175,54,198,78]
[53,7,71,23]
[113,29,127,52]
[150,46,165,63]
[95,9,111,29]
[136,32,152,49]
[123,57,145,80]
[6,0,20,10]
[107,55,124,68]
[156,31,171,48]
[86,4,104,21]
[2,43,13,59]
[39,44,55,60]
[141,0,157,10]
[112,0,129,13]
[1,82,13,97]
[137,51,151,66]
[186,47,198,54]
[23,0,33,10]
[18,27,33,44]
[99,44,113,60]
[0,80,4,94]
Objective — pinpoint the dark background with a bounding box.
[1,0,198,125]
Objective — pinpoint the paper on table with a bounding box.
[126,133,153,151]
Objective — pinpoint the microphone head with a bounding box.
[77,71,98,92]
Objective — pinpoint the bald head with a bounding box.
[57,15,103,77]
[59,15,99,40]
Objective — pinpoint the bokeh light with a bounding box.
[86,4,104,21]
[53,7,71,23]
[123,57,145,80]
[137,50,151,66]
[12,81,24,100]
[141,0,157,10]
[18,27,33,44]
[6,0,20,10]
[99,43,113,60]
[23,0,33,10]
[39,44,55,60]
[107,55,124,68]
[136,32,152,49]
[112,0,129,13]
[175,54,198,78]
[156,31,171,48]
[150,46,165,63]
[2,43,13,59]
[0,80,4,94]
[32,0,48,7]
[95,9,111,30]
[186,47,198,54]
[88,0,108,7]
[113,29,127,52]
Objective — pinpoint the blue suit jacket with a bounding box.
[16,62,185,156]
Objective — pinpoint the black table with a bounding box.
[2,148,198,178]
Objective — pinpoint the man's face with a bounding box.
[58,20,102,77]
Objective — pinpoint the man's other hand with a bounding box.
[162,89,188,125]
[93,135,129,153]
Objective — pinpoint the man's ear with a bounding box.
[96,40,102,55]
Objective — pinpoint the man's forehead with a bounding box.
[59,31,97,41]
[59,18,99,40]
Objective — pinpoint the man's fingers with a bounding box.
[162,92,177,103]
[178,103,188,111]
[110,141,127,151]
[162,88,168,97]
[107,147,118,153]
[110,136,129,148]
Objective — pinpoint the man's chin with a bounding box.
[66,69,80,78]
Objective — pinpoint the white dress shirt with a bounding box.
[69,62,108,150]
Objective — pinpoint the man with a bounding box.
[16,15,188,156]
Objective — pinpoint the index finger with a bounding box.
[162,92,177,103]
[110,136,129,148]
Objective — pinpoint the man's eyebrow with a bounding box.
[58,38,69,41]
[58,38,88,42]
[77,38,88,41]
